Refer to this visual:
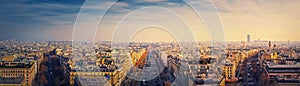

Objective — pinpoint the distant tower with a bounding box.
[247,34,250,43]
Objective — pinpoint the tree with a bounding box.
[40,74,48,85]
[55,77,60,86]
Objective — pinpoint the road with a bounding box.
[239,53,265,86]
[46,53,54,86]
[122,47,165,86]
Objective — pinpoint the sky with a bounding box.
[0,0,299,42]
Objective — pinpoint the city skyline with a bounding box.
[1,39,300,86]
[0,0,299,42]
[0,0,300,86]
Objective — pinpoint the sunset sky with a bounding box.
[0,0,299,42]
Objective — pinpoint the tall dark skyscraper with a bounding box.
[247,34,250,43]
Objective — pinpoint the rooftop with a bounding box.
[267,62,300,68]
[0,76,24,84]
[1,56,15,62]
[274,76,300,84]
[0,61,34,68]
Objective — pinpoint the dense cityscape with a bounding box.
[0,34,299,86]
[1,0,299,86]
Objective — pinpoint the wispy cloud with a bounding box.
[0,0,299,41]
[0,0,82,26]
[135,0,168,3]
[212,0,300,41]
[0,0,83,40]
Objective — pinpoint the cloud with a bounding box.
[0,0,82,26]
[0,0,83,40]
[211,0,300,41]
[114,2,130,7]
[1,0,299,41]
[82,1,115,10]
[135,0,168,3]
[212,0,300,14]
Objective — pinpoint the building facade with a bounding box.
[0,57,36,86]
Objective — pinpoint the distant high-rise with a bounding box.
[247,34,250,43]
